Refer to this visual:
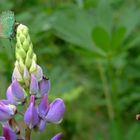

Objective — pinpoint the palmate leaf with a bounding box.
[48,1,114,57]
[48,6,106,57]
[118,6,140,37]
[0,11,15,38]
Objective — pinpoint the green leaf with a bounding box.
[111,27,126,49]
[118,6,140,37]
[124,33,140,49]
[126,123,140,140]
[48,6,106,56]
[92,26,110,51]
[94,0,113,33]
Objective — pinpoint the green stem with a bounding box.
[97,59,114,120]
[107,57,121,117]
[108,58,118,114]
[25,126,31,140]
[107,57,123,140]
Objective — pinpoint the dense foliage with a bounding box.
[1,0,140,139]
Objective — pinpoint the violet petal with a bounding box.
[30,74,39,95]
[6,80,25,105]
[1,100,13,105]
[24,96,39,129]
[0,102,16,122]
[3,125,17,140]
[38,119,47,132]
[6,86,18,105]
[39,76,50,96]
[12,80,24,99]
[38,94,49,119]
[45,98,65,123]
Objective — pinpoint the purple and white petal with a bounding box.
[30,74,39,95]
[11,80,24,100]
[45,98,65,123]
[6,80,25,105]
[12,65,23,82]
[32,65,43,82]
[0,102,16,122]
[6,86,17,105]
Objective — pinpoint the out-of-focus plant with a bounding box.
[43,0,140,139]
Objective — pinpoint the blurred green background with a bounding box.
[1,0,140,139]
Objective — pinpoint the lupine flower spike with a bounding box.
[0,11,65,140]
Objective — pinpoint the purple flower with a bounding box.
[24,95,39,129]
[38,97,65,123]
[30,74,39,95]
[45,98,65,123]
[38,76,50,96]
[6,80,25,105]
[0,102,16,122]
[2,124,17,140]
[37,96,65,131]
[51,133,62,140]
